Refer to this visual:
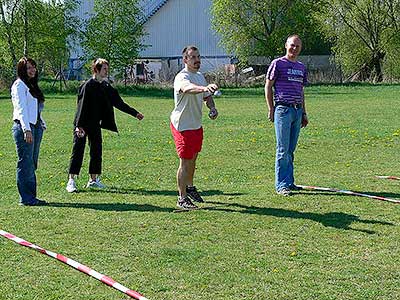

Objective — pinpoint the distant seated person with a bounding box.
[66,58,144,193]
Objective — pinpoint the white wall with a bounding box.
[69,0,94,59]
[140,0,228,58]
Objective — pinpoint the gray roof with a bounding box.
[141,0,169,21]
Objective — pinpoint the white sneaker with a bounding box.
[276,187,291,196]
[86,177,106,189]
[66,179,77,193]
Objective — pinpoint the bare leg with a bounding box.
[177,155,197,198]
[187,153,198,187]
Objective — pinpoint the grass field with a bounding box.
[0,85,399,300]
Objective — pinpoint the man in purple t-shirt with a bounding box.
[265,35,308,196]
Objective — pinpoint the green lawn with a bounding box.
[0,85,399,300]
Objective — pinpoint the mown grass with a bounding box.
[0,85,399,300]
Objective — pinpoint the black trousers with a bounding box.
[68,126,102,175]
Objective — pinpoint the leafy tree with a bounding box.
[33,0,80,75]
[20,0,80,76]
[0,0,20,67]
[211,0,328,64]
[0,0,80,80]
[315,0,400,82]
[81,0,145,75]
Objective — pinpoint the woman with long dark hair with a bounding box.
[11,57,47,206]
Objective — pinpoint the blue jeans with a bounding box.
[12,122,44,204]
[274,105,303,191]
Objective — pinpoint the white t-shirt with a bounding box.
[170,68,209,131]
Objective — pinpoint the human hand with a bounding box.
[205,84,218,94]
[301,113,308,128]
[75,127,85,138]
[136,113,144,120]
[24,130,33,143]
[268,109,274,122]
[208,107,218,120]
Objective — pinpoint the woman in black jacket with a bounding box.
[66,58,144,192]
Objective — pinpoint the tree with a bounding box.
[0,0,20,67]
[81,0,145,75]
[315,0,400,82]
[32,0,80,76]
[211,0,328,64]
[0,0,80,81]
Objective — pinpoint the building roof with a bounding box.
[141,0,169,21]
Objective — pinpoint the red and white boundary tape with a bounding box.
[297,185,400,204]
[375,175,400,180]
[0,229,148,300]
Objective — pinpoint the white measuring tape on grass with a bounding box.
[0,229,149,300]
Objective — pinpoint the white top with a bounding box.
[11,78,46,132]
[170,68,209,131]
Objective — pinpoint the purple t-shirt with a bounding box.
[266,56,307,104]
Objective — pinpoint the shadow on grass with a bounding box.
[48,202,175,212]
[47,189,244,212]
[75,187,178,196]
[203,201,394,234]
[75,187,244,197]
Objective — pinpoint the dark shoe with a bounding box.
[177,196,198,210]
[19,199,47,206]
[276,188,291,196]
[289,184,303,191]
[186,186,204,203]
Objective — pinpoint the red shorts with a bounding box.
[170,123,203,159]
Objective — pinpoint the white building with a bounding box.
[70,0,231,80]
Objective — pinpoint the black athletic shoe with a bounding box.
[177,196,198,210]
[186,186,204,203]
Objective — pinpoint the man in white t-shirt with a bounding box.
[170,45,219,209]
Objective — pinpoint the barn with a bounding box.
[69,0,231,81]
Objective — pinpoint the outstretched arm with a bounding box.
[107,84,143,120]
[181,83,218,94]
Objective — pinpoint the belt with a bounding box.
[275,102,303,109]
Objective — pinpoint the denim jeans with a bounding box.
[12,122,44,204]
[274,105,303,191]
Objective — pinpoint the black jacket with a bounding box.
[73,78,139,133]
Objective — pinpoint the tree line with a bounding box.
[0,0,144,85]
[212,0,400,82]
[0,0,399,84]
